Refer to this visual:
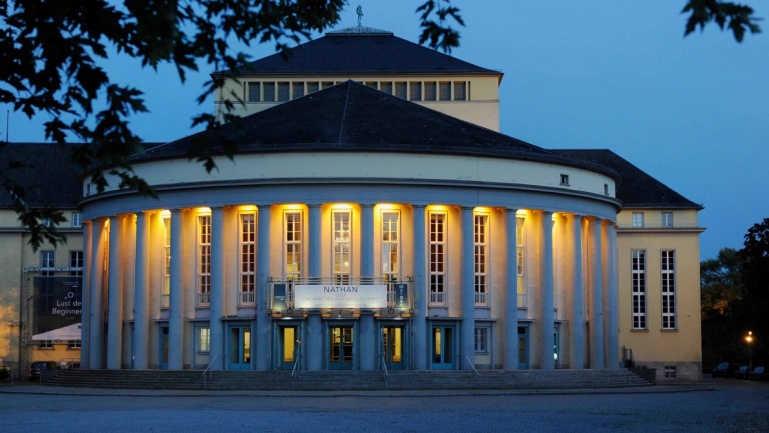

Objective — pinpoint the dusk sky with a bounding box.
[4,1,768,260]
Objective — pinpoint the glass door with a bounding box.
[381,326,405,370]
[431,325,455,369]
[229,325,251,370]
[518,326,529,369]
[278,326,301,370]
[159,326,169,370]
[329,326,354,369]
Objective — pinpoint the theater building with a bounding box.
[0,26,702,381]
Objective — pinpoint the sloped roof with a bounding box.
[0,143,83,209]
[213,27,501,76]
[138,81,615,178]
[554,149,702,209]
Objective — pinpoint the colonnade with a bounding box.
[79,203,619,371]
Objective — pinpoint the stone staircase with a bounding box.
[42,368,653,391]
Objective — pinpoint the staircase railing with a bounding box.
[202,355,225,388]
[381,353,389,387]
[291,354,302,388]
[463,355,479,387]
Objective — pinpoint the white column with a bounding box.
[569,214,585,369]
[106,215,124,369]
[308,204,322,279]
[133,211,151,369]
[80,220,92,369]
[88,218,106,369]
[360,203,374,279]
[256,204,271,370]
[540,211,555,370]
[209,207,225,370]
[412,204,427,370]
[460,207,475,369]
[606,221,620,369]
[307,204,323,370]
[168,209,184,370]
[589,218,604,369]
[503,209,519,370]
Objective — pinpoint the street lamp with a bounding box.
[746,331,753,368]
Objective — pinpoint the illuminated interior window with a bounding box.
[197,214,211,306]
[162,215,171,308]
[285,211,302,281]
[429,212,446,305]
[239,212,256,305]
[474,214,489,306]
[333,210,351,284]
[517,217,526,308]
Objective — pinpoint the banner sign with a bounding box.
[394,284,409,309]
[32,276,82,341]
[273,284,286,310]
[294,285,387,309]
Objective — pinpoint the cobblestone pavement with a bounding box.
[1,378,767,433]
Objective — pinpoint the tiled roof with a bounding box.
[0,143,83,208]
[213,28,501,76]
[139,81,614,178]
[553,149,702,209]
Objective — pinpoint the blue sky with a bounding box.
[4,1,768,260]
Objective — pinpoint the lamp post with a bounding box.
[746,331,753,369]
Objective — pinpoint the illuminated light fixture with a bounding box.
[429,205,448,211]
[239,205,257,211]
[161,209,171,217]
[377,203,396,210]
[331,203,353,209]
[197,206,212,213]
[283,204,303,210]
[516,209,528,216]
[473,207,490,213]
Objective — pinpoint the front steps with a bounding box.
[42,368,653,391]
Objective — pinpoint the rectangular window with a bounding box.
[239,213,256,305]
[285,211,302,281]
[664,365,677,380]
[67,340,81,350]
[474,214,489,306]
[38,340,53,349]
[632,212,644,228]
[365,81,378,89]
[307,82,319,93]
[439,82,451,100]
[424,82,437,101]
[277,82,290,101]
[263,82,275,101]
[162,216,171,308]
[517,217,526,308]
[247,82,261,102]
[429,212,446,305]
[198,327,211,353]
[333,210,351,284]
[661,212,674,228]
[321,81,334,90]
[661,250,676,330]
[197,214,211,306]
[474,327,489,353]
[292,82,305,99]
[395,82,407,99]
[560,174,570,186]
[69,251,83,277]
[381,211,400,303]
[40,250,55,276]
[453,82,467,100]
[380,82,393,95]
[632,250,647,329]
[409,81,422,101]
[71,212,83,228]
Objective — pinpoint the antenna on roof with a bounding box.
[356,5,363,27]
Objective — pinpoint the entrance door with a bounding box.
[159,326,169,370]
[431,325,455,369]
[278,326,300,370]
[329,326,354,369]
[229,326,251,370]
[381,327,405,370]
[518,326,529,369]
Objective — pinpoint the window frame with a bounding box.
[661,250,677,330]
[332,209,352,285]
[239,212,256,306]
[429,211,447,306]
[196,214,212,307]
[631,250,647,330]
[474,213,489,306]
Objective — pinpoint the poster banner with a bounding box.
[394,284,409,309]
[294,285,387,309]
[32,276,82,341]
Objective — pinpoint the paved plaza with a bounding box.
[1,378,767,433]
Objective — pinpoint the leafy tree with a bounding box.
[700,248,745,367]
[0,1,761,249]
[738,218,769,364]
